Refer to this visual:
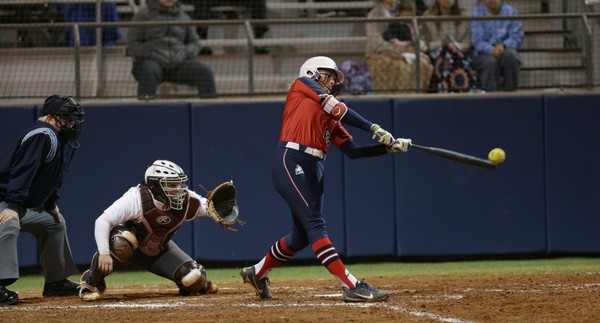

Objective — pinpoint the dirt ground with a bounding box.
[1,272,600,322]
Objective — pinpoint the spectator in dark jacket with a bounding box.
[126,0,216,99]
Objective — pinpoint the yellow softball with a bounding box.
[488,148,506,165]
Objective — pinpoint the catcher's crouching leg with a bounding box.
[78,252,108,301]
[174,260,218,295]
[79,225,138,301]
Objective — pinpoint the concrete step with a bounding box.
[520,68,588,88]
[522,31,569,49]
[522,19,566,32]
[520,50,584,68]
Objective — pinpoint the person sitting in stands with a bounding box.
[126,0,216,100]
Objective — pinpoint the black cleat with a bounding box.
[0,286,19,305]
[43,278,80,297]
[342,279,389,302]
[240,266,273,299]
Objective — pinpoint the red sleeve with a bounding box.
[330,121,352,148]
[295,77,348,121]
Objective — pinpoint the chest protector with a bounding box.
[132,184,200,256]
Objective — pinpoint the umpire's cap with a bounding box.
[42,94,84,118]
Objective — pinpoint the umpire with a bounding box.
[0,95,84,305]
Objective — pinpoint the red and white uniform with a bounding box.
[279,77,351,155]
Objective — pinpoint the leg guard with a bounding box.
[173,260,210,295]
[78,252,107,301]
[109,224,138,263]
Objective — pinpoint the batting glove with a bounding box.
[370,124,395,146]
[387,138,412,153]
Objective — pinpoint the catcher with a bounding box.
[78,159,241,301]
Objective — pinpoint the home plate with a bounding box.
[315,293,343,298]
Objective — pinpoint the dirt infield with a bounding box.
[2,272,600,322]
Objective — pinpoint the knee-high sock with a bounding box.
[312,237,358,289]
[255,237,295,279]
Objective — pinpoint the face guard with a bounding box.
[43,95,85,142]
[159,176,188,210]
[145,160,189,210]
[314,70,343,96]
[299,56,345,96]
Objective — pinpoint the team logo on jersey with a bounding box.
[156,216,171,225]
[295,164,304,175]
[324,128,331,146]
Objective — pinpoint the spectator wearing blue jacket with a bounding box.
[62,3,121,46]
[470,0,523,91]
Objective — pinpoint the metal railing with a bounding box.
[0,13,598,99]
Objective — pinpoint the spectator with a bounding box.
[0,95,84,305]
[61,3,122,46]
[469,0,523,91]
[366,0,433,93]
[422,0,479,92]
[126,0,216,100]
[186,0,270,55]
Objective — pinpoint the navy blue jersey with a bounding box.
[0,120,77,212]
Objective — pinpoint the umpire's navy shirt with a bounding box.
[0,120,77,213]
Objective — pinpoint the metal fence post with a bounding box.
[244,20,255,96]
[73,24,81,99]
[581,14,594,88]
[95,0,105,97]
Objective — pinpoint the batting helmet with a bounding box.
[299,56,345,84]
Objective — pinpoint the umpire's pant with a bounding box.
[0,202,78,285]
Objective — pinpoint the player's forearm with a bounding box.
[94,215,114,254]
[341,108,372,132]
[339,140,388,159]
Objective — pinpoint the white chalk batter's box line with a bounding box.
[0,300,472,323]
[3,282,598,322]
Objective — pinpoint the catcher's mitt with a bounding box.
[206,181,244,230]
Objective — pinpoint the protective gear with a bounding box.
[206,181,244,231]
[135,184,199,256]
[370,124,395,146]
[78,252,107,301]
[42,94,84,142]
[109,225,138,263]
[174,261,208,294]
[144,160,189,210]
[299,56,344,96]
[386,138,412,153]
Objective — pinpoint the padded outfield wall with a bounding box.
[1,92,599,266]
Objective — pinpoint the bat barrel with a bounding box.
[410,143,497,171]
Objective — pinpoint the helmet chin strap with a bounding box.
[319,79,333,94]
[311,69,340,96]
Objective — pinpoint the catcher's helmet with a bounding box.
[144,160,188,210]
[42,94,84,142]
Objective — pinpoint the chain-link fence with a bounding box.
[0,0,598,99]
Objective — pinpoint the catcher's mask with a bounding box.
[145,160,189,210]
[299,56,344,96]
[42,94,85,143]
